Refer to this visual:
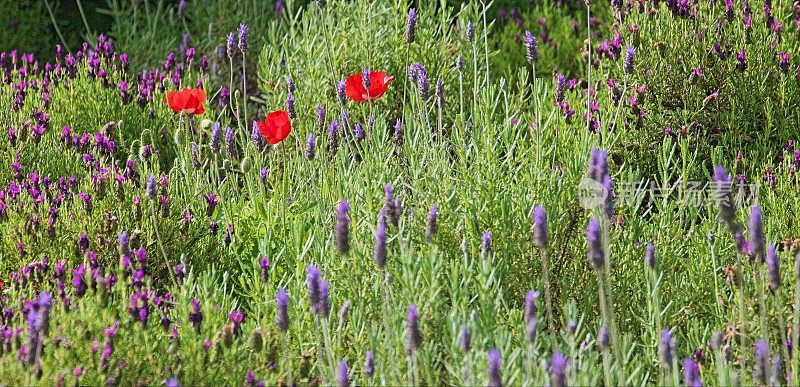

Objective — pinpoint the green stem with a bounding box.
[76,0,93,37]
[44,1,71,52]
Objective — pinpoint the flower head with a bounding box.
[165,88,206,115]
[487,348,502,387]
[344,71,393,102]
[256,110,292,145]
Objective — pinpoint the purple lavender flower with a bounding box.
[532,205,548,248]
[337,80,346,104]
[466,21,475,43]
[526,315,539,344]
[257,256,270,281]
[645,242,656,269]
[416,64,429,99]
[25,292,52,365]
[456,54,465,72]
[286,92,296,119]
[316,105,326,131]
[778,51,790,72]
[524,31,539,64]
[210,123,221,152]
[276,288,289,331]
[318,280,331,317]
[178,0,188,18]
[487,348,502,387]
[374,210,388,268]
[405,8,417,44]
[225,127,235,157]
[766,244,780,292]
[712,165,737,224]
[129,291,149,325]
[260,167,269,184]
[204,193,219,217]
[549,352,568,387]
[305,133,316,160]
[555,73,565,103]
[683,358,702,387]
[72,264,87,297]
[459,325,471,352]
[365,350,375,378]
[394,118,404,145]
[482,231,492,254]
[405,305,422,355]
[771,355,784,386]
[189,299,202,329]
[337,360,350,387]
[598,325,610,349]
[749,205,766,259]
[586,219,604,270]
[145,175,157,198]
[660,329,676,368]
[624,46,635,74]
[329,121,340,153]
[307,264,322,313]
[237,24,249,53]
[425,205,438,242]
[335,200,350,254]
[736,49,747,71]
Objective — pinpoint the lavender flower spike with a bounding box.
[373,210,388,268]
[532,205,548,248]
[365,350,375,378]
[405,8,417,44]
[766,244,780,292]
[586,219,604,270]
[335,200,350,254]
[405,305,422,355]
[754,338,769,385]
[748,205,766,259]
[644,242,656,269]
[459,325,471,352]
[337,360,350,387]
[306,265,322,313]
[276,288,289,331]
[660,329,676,368]
[549,352,568,387]
[305,133,316,160]
[524,31,539,64]
[683,358,702,387]
[623,46,635,74]
[425,205,438,242]
[487,348,502,387]
[482,231,492,255]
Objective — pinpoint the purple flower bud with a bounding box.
[364,350,375,378]
[487,348,502,387]
[318,280,331,318]
[335,200,350,254]
[405,8,417,43]
[306,264,322,313]
[466,21,475,42]
[337,80,346,104]
[276,287,289,331]
[374,210,388,268]
[225,127,235,157]
[683,358,702,387]
[286,92,296,119]
[645,242,656,269]
[660,329,676,367]
[482,230,492,254]
[305,133,316,160]
[337,360,350,387]
[524,31,539,64]
[316,105,326,131]
[555,73,565,103]
[237,24,249,53]
[425,205,438,242]
[210,123,221,152]
[258,257,270,281]
[456,54,465,72]
[435,78,444,109]
[459,325,471,352]
[405,305,422,355]
[362,67,371,90]
[749,205,766,259]
[532,205,548,247]
[524,290,539,323]
[145,175,157,198]
[549,352,568,387]
[586,219,604,270]
[598,325,610,348]
[766,244,780,292]
[189,299,203,329]
[623,46,635,74]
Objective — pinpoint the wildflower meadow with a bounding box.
[1,0,800,385]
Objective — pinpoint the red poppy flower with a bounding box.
[344,71,393,102]
[257,110,292,145]
[165,88,207,115]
